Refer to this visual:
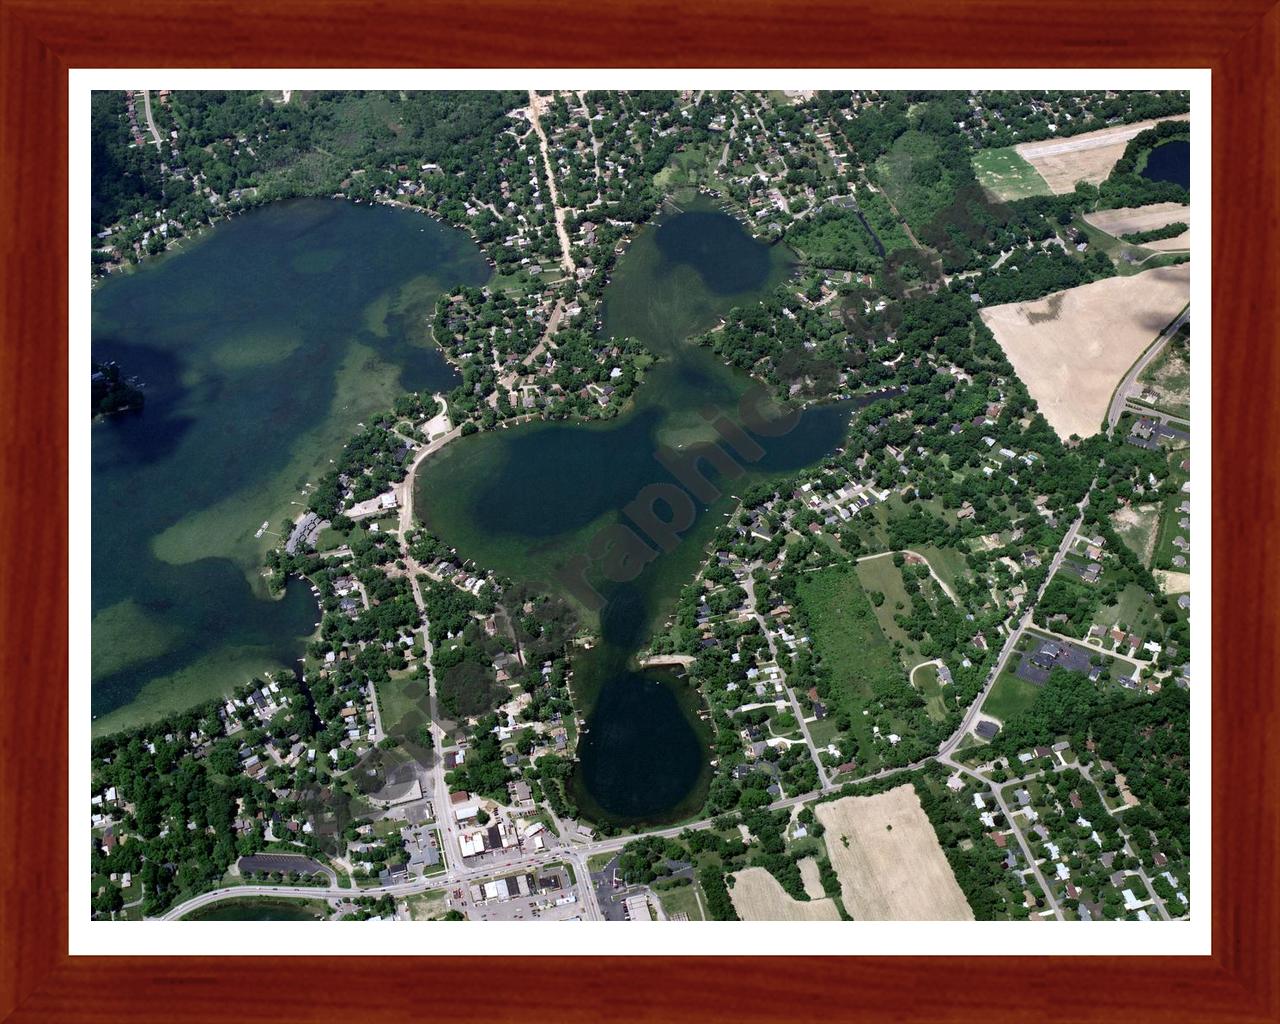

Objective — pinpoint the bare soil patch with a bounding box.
[1112,502,1161,566]
[1016,115,1189,194]
[1155,569,1192,594]
[980,263,1191,440]
[815,785,973,921]
[1083,202,1191,251]
[729,866,841,921]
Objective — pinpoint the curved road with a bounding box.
[1106,306,1190,429]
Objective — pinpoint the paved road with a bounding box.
[140,89,162,151]
[742,576,831,789]
[163,471,1112,922]
[939,493,1090,757]
[1106,306,1191,429]
[937,755,1066,920]
[398,413,461,537]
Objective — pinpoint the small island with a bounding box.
[91,361,144,417]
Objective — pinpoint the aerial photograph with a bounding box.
[88,87,1193,925]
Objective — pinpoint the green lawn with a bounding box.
[972,147,1052,201]
[656,881,705,921]
[982,672,1042,723]
[806,716,839,749]
[1097,582,1161,637]
[375,673,432,750]
[1152,465,1192,572]
[767,707,802,740]
[911,663,950,723]
[314,526,349,552]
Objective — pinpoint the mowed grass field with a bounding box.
[982,671,1041,723]
[729,867,840,921]
[815,785,974,921]
[972,146,1052,201]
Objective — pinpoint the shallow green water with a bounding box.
[184,897,326,921]
[415,196,862,825]
[91,199,489,733]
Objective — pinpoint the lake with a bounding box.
[415,195,863,825]
[1141,139,1190,190]
[91,199,490,733]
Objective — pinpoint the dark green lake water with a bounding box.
[415,196,863,825]
[185,897,326,921]
[91,199,489,731]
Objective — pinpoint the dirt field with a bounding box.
[1155,569,1192,594]
[814,785,973,921]
[1083,202,1191,251]
[1015,115,1190,193]
[980,263,1191,440]
[1137,336,1191,418]
[1112,503,1161,566]
[797,856,825,899]
[729,867,841,921]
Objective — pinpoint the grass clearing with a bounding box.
[796,564,903,763]
[375,673,432,748]
[911,663,950,723]
[1098,582,1161,637]
[972,146,1052,200]
[856,556,925,669]
[982,672,1042,723]
[1136,327,1191,419]
[914,544,970,598]
[656,881,706,921]
[406,889,448,921]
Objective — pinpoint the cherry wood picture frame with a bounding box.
[2,1,1276,1021]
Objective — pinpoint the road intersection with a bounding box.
[162,332,1189,924]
